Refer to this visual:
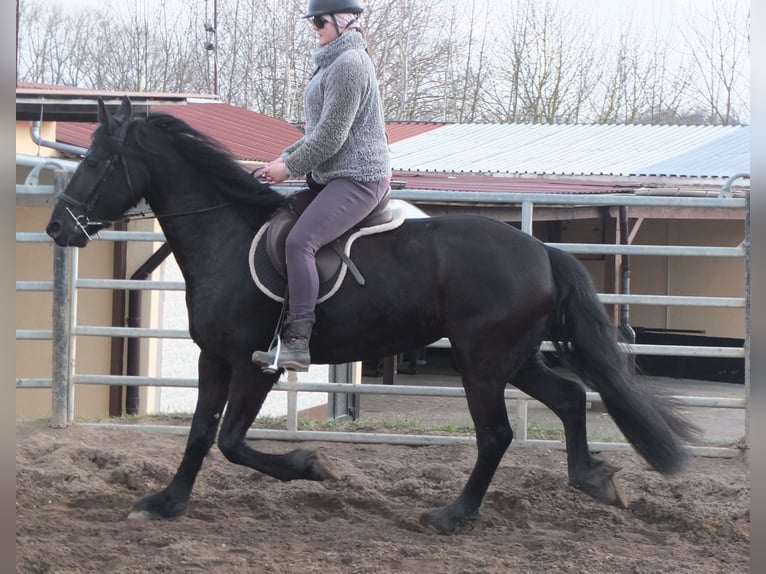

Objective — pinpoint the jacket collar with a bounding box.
[312,32,366,68]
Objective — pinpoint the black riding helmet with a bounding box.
[302,0,364,18]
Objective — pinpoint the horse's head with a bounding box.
[46,96,147,247]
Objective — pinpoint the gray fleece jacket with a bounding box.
[282,32,391,184]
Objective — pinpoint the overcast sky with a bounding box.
[55,0,744,33]
[25,0,750,121]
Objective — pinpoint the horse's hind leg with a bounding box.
[420,371,512,534]
[129,352,231,520]
[215,363,338,481]
[512,355,627,508]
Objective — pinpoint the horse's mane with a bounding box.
[131,113,287,217]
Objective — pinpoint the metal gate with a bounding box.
[16,163,749,458]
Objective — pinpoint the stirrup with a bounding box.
[252,335,282,374]
[264,334,282,374]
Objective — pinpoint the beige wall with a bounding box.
[17,121,56,155]
[15,205,114,419]
[630,219,744,339]
[557,217,745,340]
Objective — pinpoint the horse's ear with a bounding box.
[97,97,110,127]
[113,96,132,122]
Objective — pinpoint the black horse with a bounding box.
[46,97,697,534]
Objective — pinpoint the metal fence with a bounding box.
[16,161,749,458]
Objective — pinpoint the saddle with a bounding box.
[249,186,405,304]
[267,187,393,280]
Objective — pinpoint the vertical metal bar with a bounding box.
[50,169,72,427]
[743,189,750,449]
[619,206,636,373]
[515,399,528,443]
[285,371,298,435]
[329,363,359,420]
[109,221,128,417]
[50,243,70,427]
[521,201,533,235]
[67,247,79,423]
[518,201,534,441]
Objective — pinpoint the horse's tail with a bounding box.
[544,245,699,475]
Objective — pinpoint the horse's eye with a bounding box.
[85,158,99,169]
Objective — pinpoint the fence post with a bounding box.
[743,189,750,452]
[329,362,360,420]
[285,371,299,436]
[50,243,70,427]
[50,170,72,427]
[67,247,79,423]
[521,201,534,235]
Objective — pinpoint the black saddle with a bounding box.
[265,186,393,282]
[249,181,407,303]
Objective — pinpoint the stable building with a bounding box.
[15,85,749,420]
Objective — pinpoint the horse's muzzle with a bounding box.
[46,218,89,248]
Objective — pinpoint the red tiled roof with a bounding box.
[386,122,446,144]
[54,107,443,164]
[55,122,97,150]
[55,101,303,162]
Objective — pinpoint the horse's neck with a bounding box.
[146,181,265,286]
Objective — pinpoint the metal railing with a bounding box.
[16,171,749,456]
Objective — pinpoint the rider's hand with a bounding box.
[259,158,289,184]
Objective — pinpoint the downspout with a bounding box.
[30,121,89,156]
[125,243,174,415]
[109,222,128,416]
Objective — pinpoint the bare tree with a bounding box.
[486,0,597,123]
[678,0,749,125]
[367,0,445,120]
[17,1,99,86]
[590,21,695,125]
[16,0,750,126]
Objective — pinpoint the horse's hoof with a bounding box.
[128,491,188,520]
[419,506,475,535]
[313,450,340,481]
[127,508,153,521]
[608,472,628,509]
[572,461,629,508]
[287,448,340,481]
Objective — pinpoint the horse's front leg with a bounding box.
[129,352,232,520]
[216,362,338,481]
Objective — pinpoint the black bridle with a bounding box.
[57,121,140,239]
[57,120,230,239]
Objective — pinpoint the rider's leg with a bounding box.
[252,177,389,371]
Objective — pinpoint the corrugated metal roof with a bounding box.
[55,101,303,162]
[389,123,750,178]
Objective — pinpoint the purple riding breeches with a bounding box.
[285,177,390,318]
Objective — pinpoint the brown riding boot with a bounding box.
[252,314,314,372]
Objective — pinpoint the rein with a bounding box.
[124,202,232,222]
